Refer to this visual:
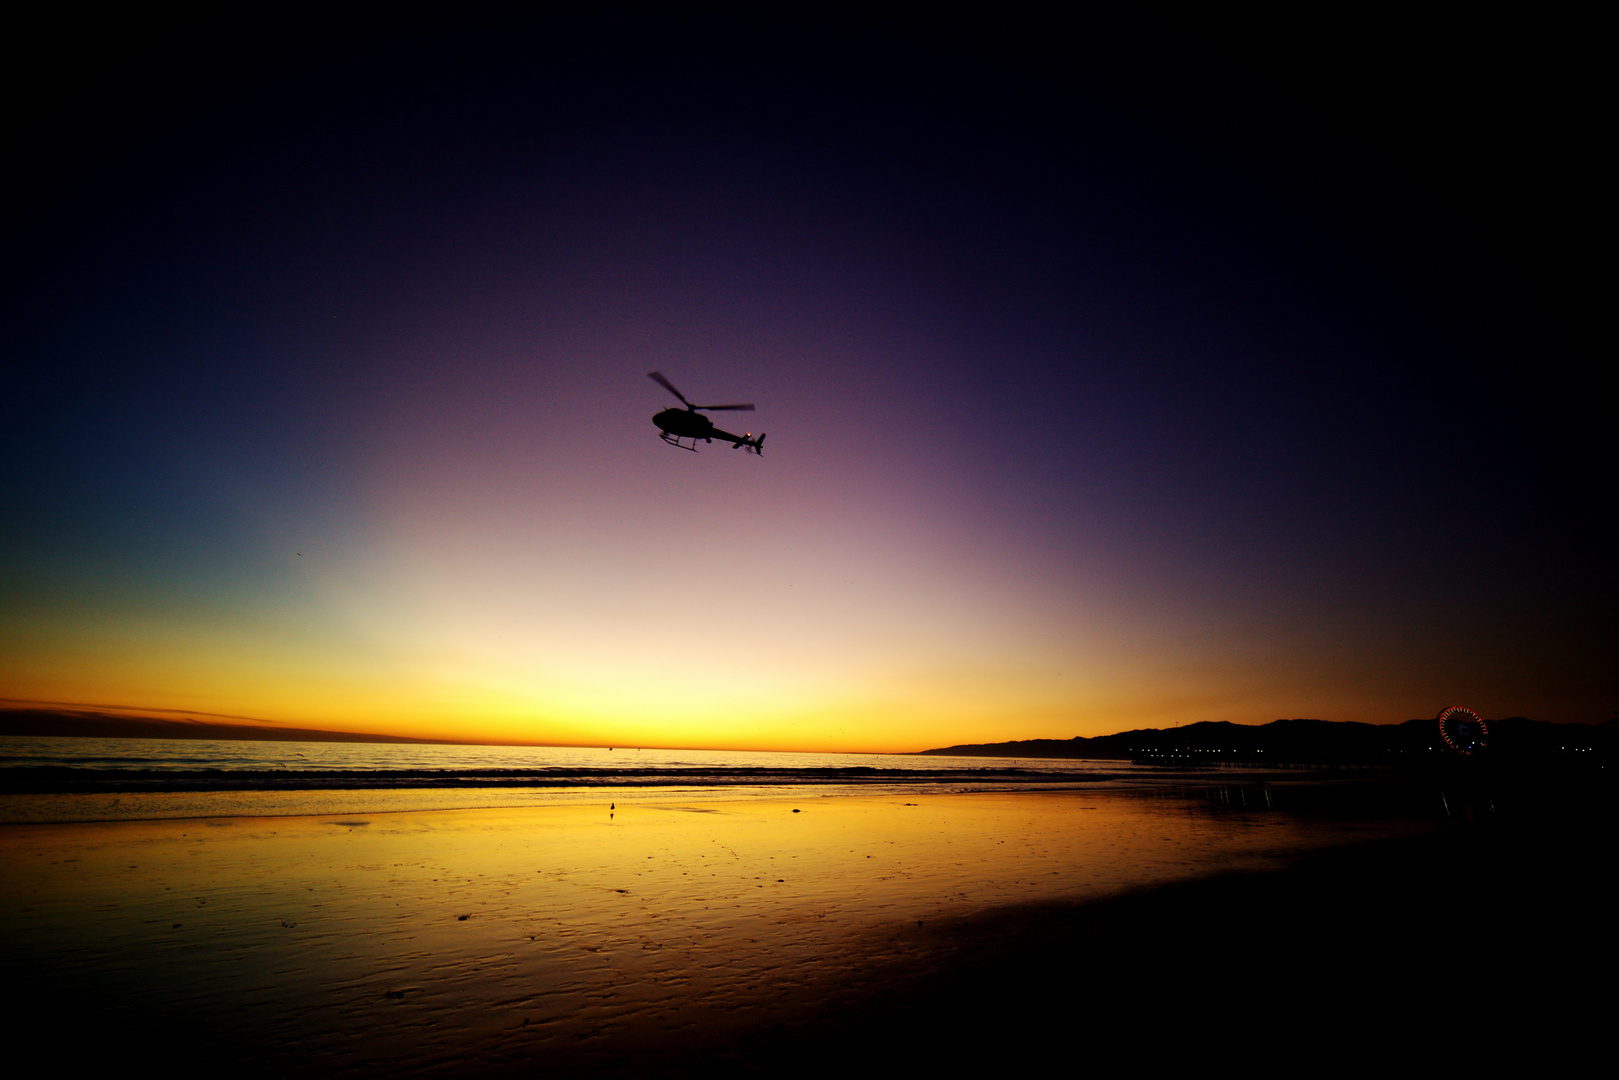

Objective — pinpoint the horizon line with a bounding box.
[3,705,1586,757]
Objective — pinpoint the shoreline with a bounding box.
[0,769,1430,825]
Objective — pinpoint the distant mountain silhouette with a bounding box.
[0,708,442,744]
[5,707,1609,763]
[923,717,1610,765]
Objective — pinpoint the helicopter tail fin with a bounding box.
[732,432,766,455]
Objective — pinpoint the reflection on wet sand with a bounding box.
[2,788,1438,1074]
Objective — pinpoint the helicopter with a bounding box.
[647,371,766,454]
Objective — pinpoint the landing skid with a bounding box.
[660,432,702,452]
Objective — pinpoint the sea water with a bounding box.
[0,735,1161,822]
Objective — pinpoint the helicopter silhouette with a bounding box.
[648,372,766,454]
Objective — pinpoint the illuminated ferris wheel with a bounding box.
[1437,706,1489,755]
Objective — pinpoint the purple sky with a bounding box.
[2,11,1609,749]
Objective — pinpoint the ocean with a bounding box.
[0,736,1162,823]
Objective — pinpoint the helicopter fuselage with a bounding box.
[653,407,718,440]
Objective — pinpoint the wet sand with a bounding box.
[0,785,1601,1074]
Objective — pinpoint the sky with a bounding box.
[2,10,1610,751]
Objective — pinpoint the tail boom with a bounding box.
[719,429,766,455]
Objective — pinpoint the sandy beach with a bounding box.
[8,780,1595,1075]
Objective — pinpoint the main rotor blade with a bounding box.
[647,371,691,407]
[695,403,755,411]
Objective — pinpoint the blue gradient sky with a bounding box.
[3,11,1609,748]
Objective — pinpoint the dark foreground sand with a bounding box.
[715,823,1610,1077]
[2,784,1607,1076]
